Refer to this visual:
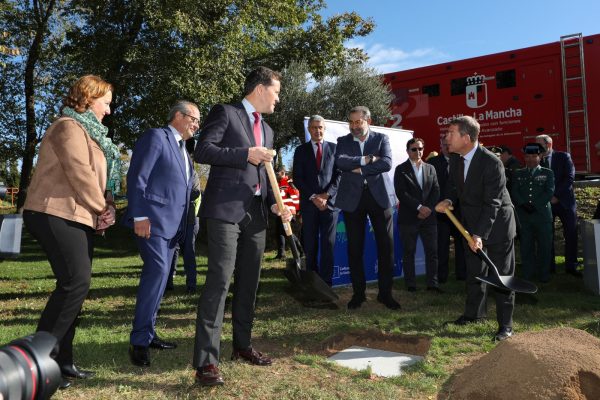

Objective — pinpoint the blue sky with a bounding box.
[323,0,600,73]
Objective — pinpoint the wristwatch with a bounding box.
[367,154,374,164]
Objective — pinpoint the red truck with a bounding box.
[383,33,599,176]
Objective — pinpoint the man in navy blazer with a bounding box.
[436,116,516,342]
[192,67,291,387]
[292,115,340,285]
[334,106,400,310]
[124,100,198,366]
[535,134,580,276]
[394,137,441,292]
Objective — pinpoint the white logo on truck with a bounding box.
[466,74,488,109]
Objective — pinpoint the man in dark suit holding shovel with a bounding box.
[192,66,291,386]
[435,116,516,342]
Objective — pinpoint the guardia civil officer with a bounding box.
[511,143,555,283]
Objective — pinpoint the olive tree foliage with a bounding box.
[64,0,375,149]
[1,0,375,206]
[268,60,393,158]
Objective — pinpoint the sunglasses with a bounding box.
[409,147,424,152]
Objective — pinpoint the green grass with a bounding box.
[2,201,600,399]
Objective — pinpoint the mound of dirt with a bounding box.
[445,327,600,400]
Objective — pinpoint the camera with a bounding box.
[0,331,61,400]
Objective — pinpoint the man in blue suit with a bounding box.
[334,106,400,310]
[192,67,291,387]
[535,134,580,276]
[292,115,340,286]
[124,100,198,366]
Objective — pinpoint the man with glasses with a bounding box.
[334,106,400,310]
[125,100,199,366]
[394,138,441,292]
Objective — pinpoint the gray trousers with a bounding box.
[192,197,266,367]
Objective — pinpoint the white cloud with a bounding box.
[347,40,450,74]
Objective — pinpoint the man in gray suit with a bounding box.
[334,106,400,310]
[436,116,516,342]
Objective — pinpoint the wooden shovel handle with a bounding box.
[264,153,293,237]
[443,207,475,249]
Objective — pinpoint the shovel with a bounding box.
[264,159,339,302]
[443,208,537,294]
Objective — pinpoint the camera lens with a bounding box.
[0,331,61,400]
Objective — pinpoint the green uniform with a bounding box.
[512,166,555,282]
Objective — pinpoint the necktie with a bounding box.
[252,112,262,193]
[179,140,189,180]
[458,156,465,191]
[542,156,549,169]
[252,112,262,147]
[316,142,322,170]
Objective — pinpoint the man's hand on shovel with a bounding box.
[271,203,293,223]
[435,199,482,253]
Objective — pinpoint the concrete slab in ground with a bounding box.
[327,345,423,377]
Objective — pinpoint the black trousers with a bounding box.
[23,210,93,366]
[464,238,515,329]
[436,216,466,282]
[398,222,438,288]
[343,189,394,297]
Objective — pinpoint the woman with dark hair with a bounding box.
[23,75,119,389]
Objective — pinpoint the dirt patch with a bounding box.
[321,329,432,357]
[441,327,600,400]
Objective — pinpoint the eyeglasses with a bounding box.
[410,147,424,152]
[181,112,200,125]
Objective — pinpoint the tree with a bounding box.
[267,60,393,157]
[64,0,375,149]
[2,0,376,206]
[1,0,73,209]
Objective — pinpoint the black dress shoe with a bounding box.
[232,348,272,366]
[60,364,95,379]
[196,364,224,386]
[407,286,417,292]
[149,335,177,350]
[59,378,72,390]
[494,327,513,342]
[427,286,444,293]
[451,315,485,326]
[129,345,150,367]
[186,287,197,294]
[347,294,366,309]
[376,294,401,310]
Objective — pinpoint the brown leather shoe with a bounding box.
[195,364,224,386]
[231,348,272,366]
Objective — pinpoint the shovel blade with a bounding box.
[300,270,339,302]
[476,274,538,294]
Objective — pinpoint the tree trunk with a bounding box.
[16,0,57,211]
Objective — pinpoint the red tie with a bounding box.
[252,112,262,146]
[252,112,262,193]
[316,142,322,170]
